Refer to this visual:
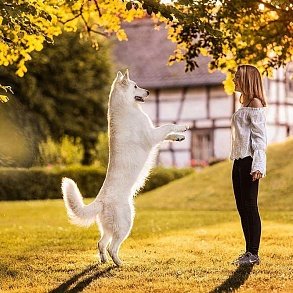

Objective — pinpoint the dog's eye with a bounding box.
[134,85,137,89]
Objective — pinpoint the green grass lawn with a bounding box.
[0,200,292,293]
[1,138,293,292]
[136,137,293,211]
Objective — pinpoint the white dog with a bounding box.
[62,70,188,266]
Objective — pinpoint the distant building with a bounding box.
[113,18,293,167]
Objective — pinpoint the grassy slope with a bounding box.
[136,137,293,211]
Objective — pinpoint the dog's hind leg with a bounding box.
[107,207,133,266]
[98,229,112,263]
[107,228,130,266]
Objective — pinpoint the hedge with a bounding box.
[0,165,194,201]
[142,167,194,193]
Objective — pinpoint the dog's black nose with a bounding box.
[146,90,150,96]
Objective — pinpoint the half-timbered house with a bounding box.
[113,18,293,167]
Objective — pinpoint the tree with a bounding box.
[161,0,293,92]
[0,0,292,98]
[0,32,112,166]
[0,0,144,101]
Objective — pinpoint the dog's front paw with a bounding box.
[166,134,185,142]
[174,125,189,133]
[175,134,185,141]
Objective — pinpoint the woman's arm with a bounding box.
[249,109,267,179]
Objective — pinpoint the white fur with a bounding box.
[61,70,188,266]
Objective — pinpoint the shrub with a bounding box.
[92,132,109,168]
[0,165,105,201]
[38,136,84,166]
[143,167,194,193]
[0,166,194,201]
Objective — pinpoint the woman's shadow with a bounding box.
[210,264,254,293]
[49,264,116,293]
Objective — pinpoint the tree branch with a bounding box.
[93,0,102,17]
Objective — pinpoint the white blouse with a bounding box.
[230,107,267,176]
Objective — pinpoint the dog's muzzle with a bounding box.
[134,90,149,103]
[134,96,145,102]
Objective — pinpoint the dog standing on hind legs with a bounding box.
[61,70,188,266]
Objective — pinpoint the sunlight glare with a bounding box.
[259,3,265,10]
[160,0,173,3]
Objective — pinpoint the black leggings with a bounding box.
[232,156,261,255]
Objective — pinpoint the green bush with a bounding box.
[38,136,84,166]
[0,165,105,201]
[143,167,194,193]
[92,132,109,168]
[0,166,194,201]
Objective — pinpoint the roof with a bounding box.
[113,18,225,89]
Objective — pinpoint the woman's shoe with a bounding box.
[238,252,260,265]
[232,251,249,265]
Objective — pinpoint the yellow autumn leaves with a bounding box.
[0,85,13,103]
[0,0,145,101]
[0,0,145,74]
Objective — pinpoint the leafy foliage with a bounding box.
[92,131,109,169]
[0,165,106,200]
[0,0,144,76]
[0,32,112,166]
[0,84,12,102]
[38,136,84,166]
[1,0,291,97]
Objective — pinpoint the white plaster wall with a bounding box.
[214,129,231,159]
[267,125,288,142]
[210,86,234,118]
[215,119,231,127]
[181,87,207,119]
[158,151,172,166]
[181,101,206,119]
[158,150,190,167]
[278,105,288,124]
[159,100,182,120]
[287,106,293,124]
[159,88,183,101]
[196,119,213,128]
[174,151,191,167]
[142,101,156,121]
[267,80,278,102]
[279,81,286,102]
[210,96,233,118]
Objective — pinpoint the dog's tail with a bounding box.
[61,177,102,227]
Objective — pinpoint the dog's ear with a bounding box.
[124,69,129,80]
[120,69,129,85]
[116,71,123,82]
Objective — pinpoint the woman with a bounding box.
[231,64,267,265]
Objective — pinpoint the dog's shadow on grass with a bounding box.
[49,263,116,293]
[210,264,254,293]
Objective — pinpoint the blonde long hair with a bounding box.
[237,65,267,106]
